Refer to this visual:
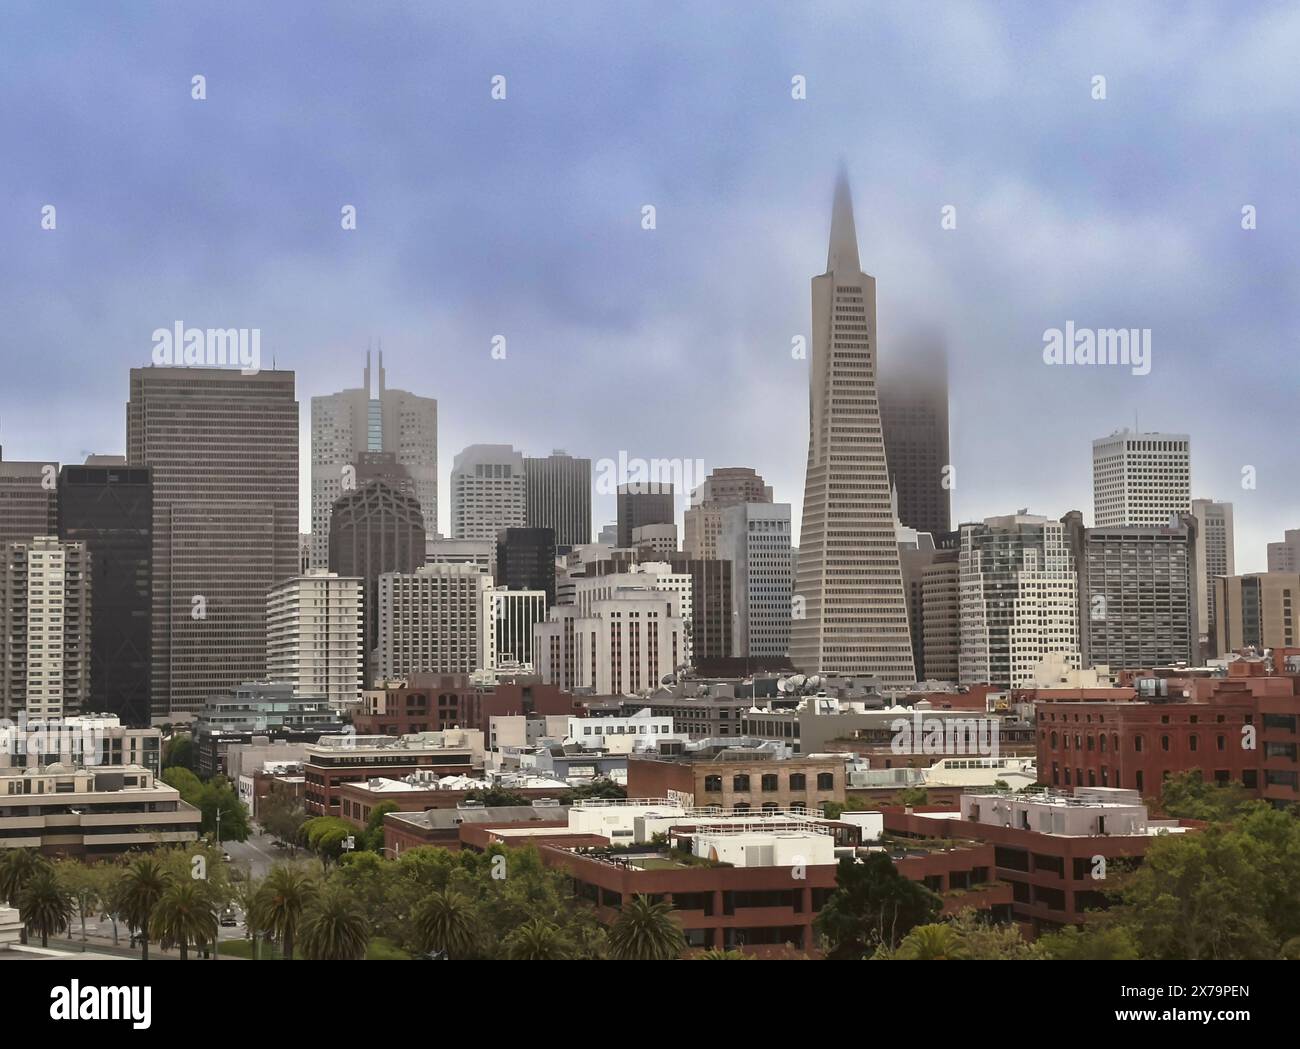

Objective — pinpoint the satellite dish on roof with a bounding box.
[661,674,676,685]
[806,675,822,690]
[776,677,790,693]
[789,674,806,690]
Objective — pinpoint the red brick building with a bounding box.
[1037,689,1300,808]
[459,822,1010,955]
[628,755,845,812]
[303,737,478,817]
[355,674,582,736]
[884,795,1198,937]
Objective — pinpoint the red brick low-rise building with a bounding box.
[355,674,584,736]
[884,788,1199,937]
[628,754,845,812]
[451,801,1011,955]
[1037,691,1300,808]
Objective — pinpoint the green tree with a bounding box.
[257,865,318,960]
[197,777,251,843]
[1158,769,1254,822]
[563,780,627,803]
[162,766,203,802]
[300,885,370,960]
[503,917,572,960]
[259,786,307,850]
[889,922,966,960]
[1034,923,1140,960]
[0,848,50,944]
[938,909,1034,959]
[893,787,929,807]
[413,889,478,959]
[464,787,528,808]
[153,879,219,960]
[234,876,267,959]
[822,795,870,820]
[118,857,172,960]
[53,858,103,944]
[1118,823,1276,959]
[302,816,354,863]
[814,854,942,959]
[163,733,195,771]
[359,802,400,852]
[607,895,685,961]
[18,865,74,948]
[694,948,752,960]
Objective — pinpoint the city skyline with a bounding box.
[1,3,1294,570]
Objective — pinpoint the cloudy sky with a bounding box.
[1,1,1295,568]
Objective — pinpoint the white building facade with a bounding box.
[450,444,526,541]
[535,590,685,694]
[1092,429,1190,528]
[958,514,1080,688]
[376,563,491,679]
[720,502,793,659]
[266,570,364,710]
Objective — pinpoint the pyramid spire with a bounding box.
[826,166,861,274]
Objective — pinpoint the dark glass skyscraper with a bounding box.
[0,450,58,545]
[58,463,153,726]
[496,527,557,606]
[328,479,426,671]
[127,367,300,718]
[525,451,591,550]
[616,482,674,549]
[880,330,951,537]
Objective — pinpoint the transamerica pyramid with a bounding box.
[790,170,917,684]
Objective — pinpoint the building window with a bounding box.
[789,773,806,791]
[761,774,778,792]
[816,772,834,791]
[732,774,750,792]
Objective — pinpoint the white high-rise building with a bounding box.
[790,172,916,684]
[450,444,526,541]
[1091,430,1190,528]
[480,587,547,672]
[959,513,1080,688]
[534,589,685,694]
[720,502,793,659]
[426,537,496,574]
[631,523,678,558]
[375,563,490,679]
[1191,498,1235,654]
[311,352,437,568]
[266,570,364,710]
[0,537,91,720]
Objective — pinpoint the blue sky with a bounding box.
[1,1,1296,568]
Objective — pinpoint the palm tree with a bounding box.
[300,885,369,960]
[504,917,571,960]
[607,895,685,961]
[413,889,477,959]
[153,880,219,961]
[117,857,172,960]
[893,923,966,960]
[0,848,50,944]
[234,876,266,959]
[18,866,73,948]
[257,865,317,960]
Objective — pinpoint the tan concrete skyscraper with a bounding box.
[791,173,916,683]
[128,367,299,718]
